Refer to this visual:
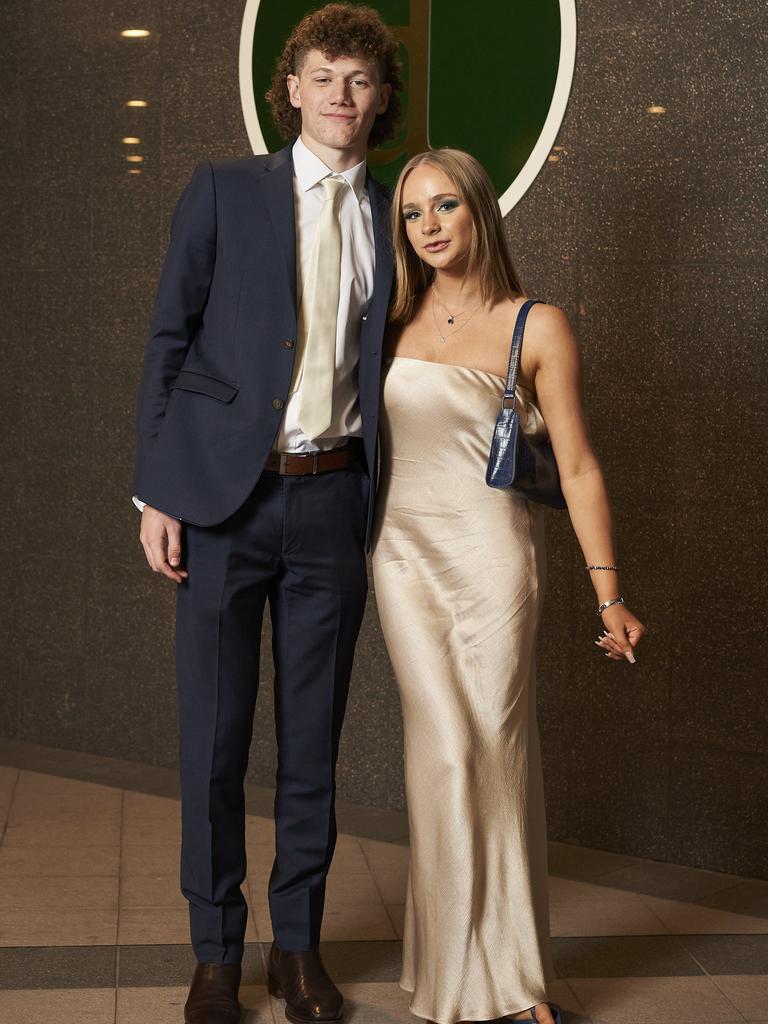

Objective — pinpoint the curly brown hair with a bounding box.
[266,4,403,150]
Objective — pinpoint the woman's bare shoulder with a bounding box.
[525,300,572,331]
[523,301,579,361]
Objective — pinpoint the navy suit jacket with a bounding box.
[133,144,393,545]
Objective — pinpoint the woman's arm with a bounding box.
[523,304,646,663]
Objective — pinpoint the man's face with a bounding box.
[287,50,391,156]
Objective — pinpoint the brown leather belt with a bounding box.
[262,442,361,477]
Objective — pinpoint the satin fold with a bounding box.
[372,357,554,1024]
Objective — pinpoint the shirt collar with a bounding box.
[292,136,368,202]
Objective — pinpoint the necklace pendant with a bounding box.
[440,335,446,344]
[447,315,455,325]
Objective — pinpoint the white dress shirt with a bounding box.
[276,136,374,452]
[133,136,375,512]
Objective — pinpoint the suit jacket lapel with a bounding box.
[254,144,297,313]
[365,173,394,339]
[249,150,391,351]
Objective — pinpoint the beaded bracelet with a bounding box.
[585,565,620,571]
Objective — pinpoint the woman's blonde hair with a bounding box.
[389,148,523,324]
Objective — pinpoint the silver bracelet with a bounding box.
[585,564,620,571]
[597,596,624,616]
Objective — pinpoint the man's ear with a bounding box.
[377,82,392,115]
[286,74,301,110]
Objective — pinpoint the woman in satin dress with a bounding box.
[371,149,646,1024]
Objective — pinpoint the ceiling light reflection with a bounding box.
[646,105,667,114]
[126,100,148,108]
[121,29,151,38]
[127,155,145,163]
[122,136,141,145]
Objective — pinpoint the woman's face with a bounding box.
[401,164,474,272]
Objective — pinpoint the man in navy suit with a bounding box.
[133,6,402,1022]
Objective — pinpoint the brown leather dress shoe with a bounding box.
[268,943,343,1023]
[184,963,242,1024]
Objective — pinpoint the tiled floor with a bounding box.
[1,751,767,1023]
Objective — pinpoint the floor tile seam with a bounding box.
[382,903,403,939]
[707,973,751,1023]
[564,976,752,1024]
[0,934,759,955]
[673,932,722,977]
[3,752,768,901]
[563,871,768,918]
[358,840,392,909]
[659,931,741,989]
[689,881,768,919]
[6,752,714,885]
[115,788,125,990]
[0,901,120,912]
[633,893,675,935]
[0,873,119,883]
[556,977,591,1019]
[255,935,270,987]
[586,864,751,901]
[638,891,768,930]
[1,930,764,948]
[3,958,766,990]
[0,768,21,845]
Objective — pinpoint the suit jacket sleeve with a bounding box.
[134,160,217,481]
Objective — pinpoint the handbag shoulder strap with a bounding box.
[503,298,542,410]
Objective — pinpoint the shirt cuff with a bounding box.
[132,496,147,512]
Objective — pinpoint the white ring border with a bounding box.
[239,0,577,215]
[239,0,268,156]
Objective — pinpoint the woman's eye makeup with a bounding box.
[402,199,461,222]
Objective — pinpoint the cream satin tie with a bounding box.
[297,175,346,441]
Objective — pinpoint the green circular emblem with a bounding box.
[239,1,576,214]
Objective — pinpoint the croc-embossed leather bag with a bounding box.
[485,299,567,509]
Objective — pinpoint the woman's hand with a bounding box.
[595,605,646,663]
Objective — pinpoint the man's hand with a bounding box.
[139,505,189,583]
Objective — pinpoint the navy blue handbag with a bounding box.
[485,299,567,509]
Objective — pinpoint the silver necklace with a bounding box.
[431,285,483,344]
[432,283,482,325]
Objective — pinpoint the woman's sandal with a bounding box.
[528,1004,562,1024]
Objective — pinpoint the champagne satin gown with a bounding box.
[371,356,555,1024]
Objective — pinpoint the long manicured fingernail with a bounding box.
[624,650,636,664]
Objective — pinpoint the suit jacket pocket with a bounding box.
[171,369,239,403]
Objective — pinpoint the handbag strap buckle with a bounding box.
[502,299,542,410]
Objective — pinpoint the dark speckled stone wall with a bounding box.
[1,1,765,877]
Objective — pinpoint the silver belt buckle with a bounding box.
[311,451,319,475]
[279,452,290,474]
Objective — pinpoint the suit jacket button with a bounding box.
[272,398,284,411]
[283,339,294,349]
